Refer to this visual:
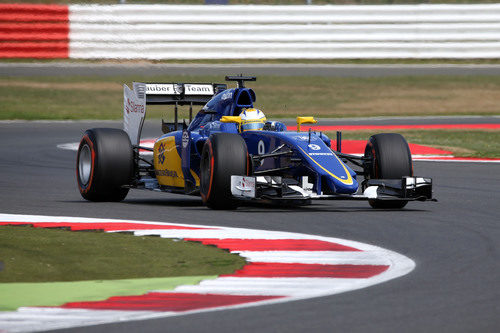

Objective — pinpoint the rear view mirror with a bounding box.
[296,116,317,132]
[221,116,242,124]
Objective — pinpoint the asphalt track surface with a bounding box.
[1,121,499,333]
[3,63,500,77]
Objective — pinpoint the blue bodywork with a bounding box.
[157,86,359,195]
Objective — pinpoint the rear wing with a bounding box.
[123,82,226,145]
[145,83,227,105]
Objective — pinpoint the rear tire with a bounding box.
[200,133,248,210]
[76,128,134,202]
[364,133,413,209]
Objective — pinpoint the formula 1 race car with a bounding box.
[76,75,434,209]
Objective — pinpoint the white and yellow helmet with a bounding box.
[240,108,266,132]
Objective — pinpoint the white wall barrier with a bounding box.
[68,4,500,59]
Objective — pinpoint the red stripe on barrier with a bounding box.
[185,238,360,252]
[0,42,68,58]
[223,262,389,278]
[60,292,283,312]
[0,4,68,22]
[0,222,215,231]
[293,123,500,132]
[0,4,69,58]
[0,23,68,41]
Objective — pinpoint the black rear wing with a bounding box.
[145,83,227,105]
[144,82,227,133]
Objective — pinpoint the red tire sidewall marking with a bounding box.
[206,140,215,201]
[366,141,379,178]
[246,151,250,176]
[76,134,95,194]
[411,156,414,176]
[201,139,214,202]
[372,144,379,178]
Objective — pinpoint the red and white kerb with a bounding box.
[0,214,414,332]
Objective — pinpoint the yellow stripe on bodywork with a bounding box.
[154,136,200,188]
[190,169,200,186]
[297,146,354,185]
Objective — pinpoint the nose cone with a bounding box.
[324,173,359,194]
[296,144,358,194]
[278,131,359,195]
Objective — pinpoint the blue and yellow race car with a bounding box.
[76,75,434,209]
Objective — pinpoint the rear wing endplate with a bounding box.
[123,82,146,146]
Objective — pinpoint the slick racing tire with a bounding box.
[76,128,134,202]
[200,133,248,210]
[364,133,413,209]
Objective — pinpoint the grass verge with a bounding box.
[0,225,246,283]
[1,75,500,120]
[0,276,213,311]
[326,129,500,158]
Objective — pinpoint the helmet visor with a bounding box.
[242,122,264,131]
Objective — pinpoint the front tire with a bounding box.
[364,133,413,209]
[200,133,248,210]
[76,128,134,202]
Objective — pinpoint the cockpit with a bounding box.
[188,87,257,131]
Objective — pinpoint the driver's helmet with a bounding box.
[240,108,266,132]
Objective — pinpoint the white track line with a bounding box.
[173,277,371,296]
[236,251,391,265]
[0,308,171,333]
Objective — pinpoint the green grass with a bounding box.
[326,129,500,158]
[0,225,246,283]
[2,74,500,120]
[0,276,213,311]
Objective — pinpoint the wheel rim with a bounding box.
[78,144,92,186]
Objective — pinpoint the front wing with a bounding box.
[231,176,435,203]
